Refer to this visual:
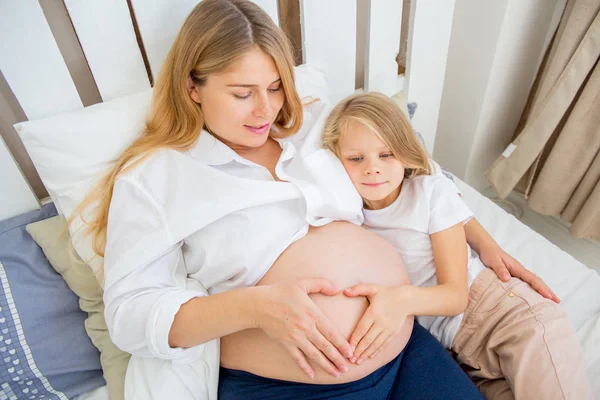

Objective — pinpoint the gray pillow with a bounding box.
[0,204,105,399]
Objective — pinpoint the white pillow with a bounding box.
[15,64,329,220]
[15,90,152,218]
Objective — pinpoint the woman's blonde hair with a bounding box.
[323,92,430,178]
[69,0,302,280]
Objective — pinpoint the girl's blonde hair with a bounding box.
[323,92,430,178]
[69,0,302,281]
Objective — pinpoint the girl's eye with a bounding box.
[380,153,393,158]
[233,92,252,100]
[268,85,282,93]
[348,156,362,162]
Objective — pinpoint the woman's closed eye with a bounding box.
[233,92,252,100]
[232,85,282,100]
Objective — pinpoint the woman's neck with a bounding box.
[233,137,280,163]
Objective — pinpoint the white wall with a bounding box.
[404,0,456,155]
[433,0,566,191]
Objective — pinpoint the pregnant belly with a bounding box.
[220,221,414,384]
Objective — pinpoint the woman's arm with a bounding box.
[103,178,352,378]
[105,244,353,378]
[169,278,355,378]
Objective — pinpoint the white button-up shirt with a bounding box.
[102,101,363,399]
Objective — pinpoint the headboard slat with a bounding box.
[64,0,151,101]
[301,0,357,103]
[0,0,82,120]
[364,1,403,96]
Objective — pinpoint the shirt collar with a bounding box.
[189,130,295,166]
[188,130,240,166]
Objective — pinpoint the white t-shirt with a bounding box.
[101,100,363,399]
[363,174,486,348]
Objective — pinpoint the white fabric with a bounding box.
[363,175,485,348]
[101,100,362,400]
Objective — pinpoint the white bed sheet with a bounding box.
[75,178,600,400]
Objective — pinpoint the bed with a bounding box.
[0,1,598,399]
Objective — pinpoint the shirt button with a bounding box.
[508,292,515,298]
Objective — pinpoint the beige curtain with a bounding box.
[486,0,600,240]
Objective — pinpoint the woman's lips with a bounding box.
[245,123,270,135]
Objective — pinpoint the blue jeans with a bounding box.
[218,323,484,399]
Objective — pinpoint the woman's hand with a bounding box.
[479,244,560,303]
[344,284,409,365]
[254,278,353,379]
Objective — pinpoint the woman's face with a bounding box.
[190,46,285,150]
[337,120,405,210]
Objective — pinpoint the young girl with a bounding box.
[323,92,592,400]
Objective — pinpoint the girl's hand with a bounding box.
[344,284,409,364]
[479,244,560,303]
[255,278,354,379]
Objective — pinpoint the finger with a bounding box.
[300,278,340,296]
[286,345,315,379]
[307,328,349,374]
[527,272,560,303]
[492,259,511,282]
[506,262,560,304]
[297,337,341,378]
[313,309,354,359]
[353,325,382,364]
[505,260,533,282]
[358,331,388,364]
[506,261,547,294]
[530,277,557,302]
[349,312,375,352]
[370,334,394,359]
[344,283,378,297]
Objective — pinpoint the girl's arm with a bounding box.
[429,159,558,302]
[396,222,469,317]
[345,222,469,363]
[464,218,559,303]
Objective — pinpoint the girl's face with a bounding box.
[337,120,405,210]
[189,46,285,151]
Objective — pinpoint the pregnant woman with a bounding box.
[72,1,534,399]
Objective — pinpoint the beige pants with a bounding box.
[451,268,592,400]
